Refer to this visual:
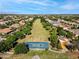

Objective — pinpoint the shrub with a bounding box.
[57,27,73,39]
[41,17,58,48]
[50,28,58,48]
[14,31,24,39]
[5,35,17,50]
[0,35,17,52]
[0,41,7,52]
[14,43,29,54]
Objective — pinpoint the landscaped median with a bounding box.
[0,16,77,59]
[17,18,49,50]
[41,17,59,49]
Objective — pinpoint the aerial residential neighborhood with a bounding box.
[0,0,79,59]
[0,14,79,59]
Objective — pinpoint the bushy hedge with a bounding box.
[14,31,25,39]
[0,41,7,52]
[41,17,52,31]
[41,17,58,48]
[14,43,29,54]
[0,35,17,52]
[57,27,74,39]
[50,28,58,48]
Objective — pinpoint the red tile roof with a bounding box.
[0,28,12,34]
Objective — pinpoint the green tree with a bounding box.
[5,35,17,50]
[0,35,17,52]
[50,28,58,48]
[14,31,24,39]
[0,41,7,52]
[66,31,73,39]
[14,43,29,54]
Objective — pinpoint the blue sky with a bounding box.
[0,0,79,14]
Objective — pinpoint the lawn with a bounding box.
[8,51,69,59]
[6,18,78,59]
[31,18,49,42]
[10,19,73,59]
[17,18,49,43]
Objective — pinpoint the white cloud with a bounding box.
[15,0,58,6]
[29,7,48,10]
[15,0,45,5]
[60,3,79,10]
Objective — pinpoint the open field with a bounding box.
[17,18,49,43]
[31,19,49,42]
[7,51,70,59]
[0,15,79,59]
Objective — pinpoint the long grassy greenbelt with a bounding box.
[8,17,70,59]
[0,15,79,59]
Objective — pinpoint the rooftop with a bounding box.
[0,28,12,34]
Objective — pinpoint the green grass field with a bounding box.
[31,18,49,42]
[7,19,73,59]
[8,51,70,59]
[17,18,49,43]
